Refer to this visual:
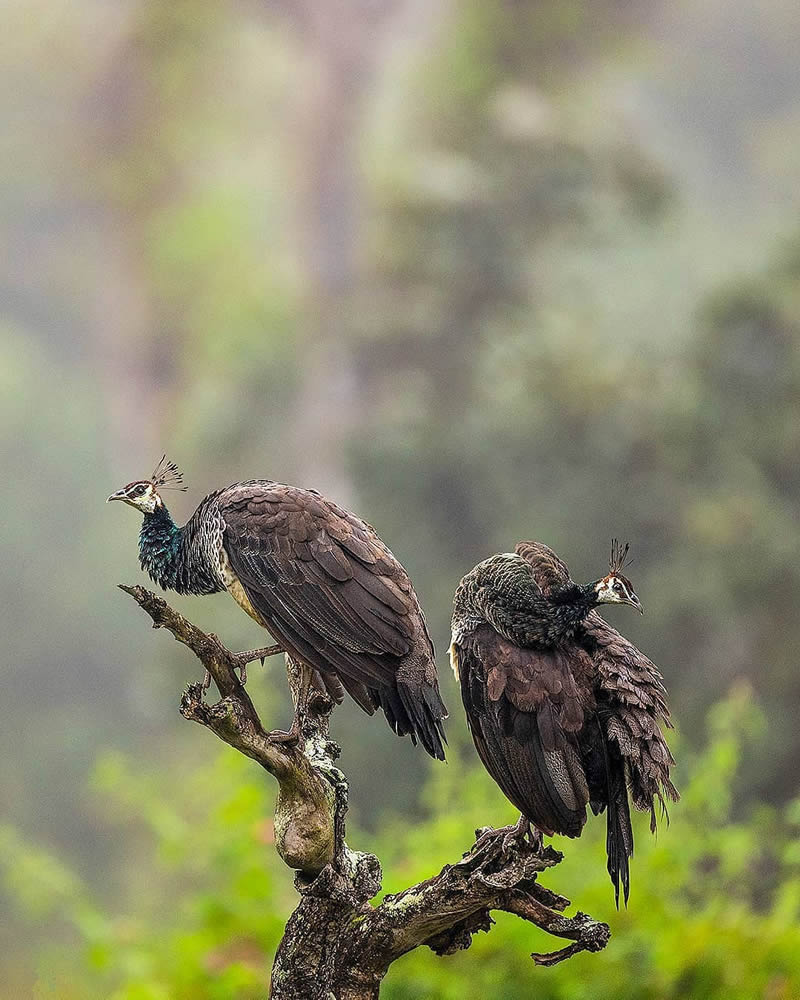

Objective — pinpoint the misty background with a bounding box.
[2,0,800,996]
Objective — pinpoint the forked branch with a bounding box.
[121,584,610,1000]
[119,584,337,873]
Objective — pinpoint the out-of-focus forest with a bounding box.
[2,0,800,996]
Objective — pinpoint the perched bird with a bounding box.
[108,457,447,759]
[450,540,677,904]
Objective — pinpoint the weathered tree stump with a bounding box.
[121,584,610,999]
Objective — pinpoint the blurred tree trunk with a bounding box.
[274,0,446,502]
[85,0,221,473]
[85,8,171,469]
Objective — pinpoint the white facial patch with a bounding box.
[128,484,161,513]
[596,576,624,604]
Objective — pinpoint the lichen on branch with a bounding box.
[120,584,337,874]
[121,584,610,1000]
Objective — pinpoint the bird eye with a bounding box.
[613,581,622,592]
[131,484,147,497]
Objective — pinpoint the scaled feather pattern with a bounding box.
[134,479,448,760]
[451,541,677,904]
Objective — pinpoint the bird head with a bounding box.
[106,479,163,514]
[593,540,643,614]
[106,456,185,514]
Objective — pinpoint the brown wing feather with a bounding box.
[513,539,677,903]
[514,541,572,592]
[218,483,447,758]
[583,610,679,824]
[220,484,424,681]
[458,624,592,837]
[514,540,678,824]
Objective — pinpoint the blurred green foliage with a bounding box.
[2,688,799,999]
[3,0,800,992]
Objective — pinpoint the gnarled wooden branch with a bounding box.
[121,584,610,999]
[120,584,338,874]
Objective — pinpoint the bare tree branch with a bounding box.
[120,584,610,999]
[120,584,337,873]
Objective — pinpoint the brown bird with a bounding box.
[108,458,448,759]
[450,539,677,904]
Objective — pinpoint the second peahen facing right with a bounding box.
[450,540,678,906]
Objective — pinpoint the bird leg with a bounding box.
[507,815,544,853]
[266,658,313,747]
[525,822,545,854]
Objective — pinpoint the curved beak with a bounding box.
[107,490,127,503]
[627,594,644,615]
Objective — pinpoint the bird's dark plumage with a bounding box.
[110,471,447,760]
[218,482,447,758]
[451,541,677,904]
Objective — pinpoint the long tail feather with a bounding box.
[397,678,448,761]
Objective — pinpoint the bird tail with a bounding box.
[398,677,448,761]
[374,675,448,761]
[605,744,634,908]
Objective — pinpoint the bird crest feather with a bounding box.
[151,455,187,491]
[609,539,632,575]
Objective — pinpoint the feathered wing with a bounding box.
[514,540,678,905]
[578,611,678,906]
[513,541,572,593]
[583,610,679,824]
[218,482,447,759]
[457,624,593,838]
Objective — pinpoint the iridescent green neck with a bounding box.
[138,504,181,591]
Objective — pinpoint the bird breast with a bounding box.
[449,640,460,681]
[218,545,267,627]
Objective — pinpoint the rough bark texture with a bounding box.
[122,585,610,999]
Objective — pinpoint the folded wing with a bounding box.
[583,610,679,826]
[457,624,593,838]
[219,482,446,758]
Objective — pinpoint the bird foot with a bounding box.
[199,641,284,690]
[472,816,543,860]
[231,644,285,686]
[266,719,301,747]
[234,643,284,667]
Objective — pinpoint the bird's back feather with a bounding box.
[454,539,678,903]
[457,625,592,837]
[215,482,447,759]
